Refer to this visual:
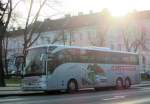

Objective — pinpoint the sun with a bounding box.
[63,0,134,17]
[103,0,137,17]
[109,9,130,17]
[106,2,132,17]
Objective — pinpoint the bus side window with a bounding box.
[111,52,120,64]
[67,48,80,62]
[47,60,55,73]
[87,50,93,63]
[57,49,73,63]
[55,51,64,63]
[136,55,139,65]
[95,51,106,64]
[105,52,111,64]
[47,52,61,73]
[64,50,72,62]
[80,49,87,63]
[130,55,139,65]
[122,54,130,64]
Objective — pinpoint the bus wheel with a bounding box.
[94,87,101,91]
[116,78,123,90]
[67,79,78,93]
[124,78,131,89]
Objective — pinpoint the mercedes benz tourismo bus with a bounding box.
[21,45,140,92]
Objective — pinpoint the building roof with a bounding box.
[7,10,150,37]
[135,10,150,20]
[41,12,109,31]
[7,29,24,37]
[7,12,110,37]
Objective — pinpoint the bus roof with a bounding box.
[28,44,111,51]
[28,44,138,55]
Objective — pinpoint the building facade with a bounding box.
[6,10,150,71]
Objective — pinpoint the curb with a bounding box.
[1,84,150,97]
[135,84,150,87]
[132,84,150,88]
[0,89,21,91]
[0,91,44,97]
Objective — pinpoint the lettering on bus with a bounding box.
[112,65,136,72]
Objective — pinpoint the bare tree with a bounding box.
[121,27,135,52]
[42,30,64,45]
[0,0,23,86]
[121,22,148,52]
[97,9,111,47]
[0,0,12,86]
[51,31,65,44]
[2,35,9,76]
[97,25,108,47]
[137,24,149,51]
[22,0,48,63]
[22,0,62,63]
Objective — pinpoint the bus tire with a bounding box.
[124,78,131,89]
[67,79,78,93]
[116,78,123,90]
[94,87,100,91]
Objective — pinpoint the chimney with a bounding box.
[89,10,93,14]
[65,14,71,18]
[12,27,15,31]
[78,12,83,16]
[44,18,51,21]
[17,26,21,30]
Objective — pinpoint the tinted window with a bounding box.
[52,49,139,65]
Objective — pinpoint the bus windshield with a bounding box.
[24,47,47,76]
[24,46,57,76]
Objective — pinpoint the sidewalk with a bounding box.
[0,90,43,97]
[133,81,150,87]
[0,86,21,91]
[0,81,150,97]
[0,84,43,97]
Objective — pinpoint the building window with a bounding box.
[118,44,122,51]
[110,44,114,50]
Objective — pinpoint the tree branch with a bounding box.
[27,32,41,48]
[24,0,33,37]
[0,2,8,21]
[30,0,47,25]
[4,0,12,31]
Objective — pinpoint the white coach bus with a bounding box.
[21,45,140,92]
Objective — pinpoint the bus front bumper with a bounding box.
[21,82,47,91]
[21,85,47,91]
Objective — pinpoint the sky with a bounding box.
[12,0,150,27]
[60,0,150,16]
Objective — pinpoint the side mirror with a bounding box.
[48,54,54,59]
[40,54,47,61]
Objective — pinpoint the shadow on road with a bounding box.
[17,87,140,97]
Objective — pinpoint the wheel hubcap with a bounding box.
[69,82,76,90]
[126,80,130,88]
[117,80,122,88]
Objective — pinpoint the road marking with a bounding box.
[0,98,23,103]
[0,87,149,103]
[103,95,125,101]
[141,87,150,90]
[117,98,150,104]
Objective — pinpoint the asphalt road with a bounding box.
[1,86,150,104]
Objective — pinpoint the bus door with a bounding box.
[46,55,59,90]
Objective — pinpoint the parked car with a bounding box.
[145,70,150,78]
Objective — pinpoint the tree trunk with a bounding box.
[23,43,28,65]
[0,38,5,87]
[2,37,8,76]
